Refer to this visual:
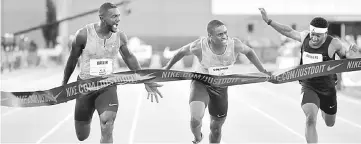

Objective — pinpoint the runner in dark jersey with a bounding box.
[259,8,361,144]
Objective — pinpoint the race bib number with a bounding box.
[208,66,231,76]
[90,59,113,76]
[302,52,323,65]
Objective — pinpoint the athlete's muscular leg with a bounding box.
[74,77,96,141]
[99,111,117,143]
[321,112,336,127]
[207,86,228,144]
[75,120,92,141]
[209,115,226,143]
[190,101,206,141]
[95,86,119,143]
[301,87,321,144]
[189,80,209,142]
[320,92,337,127]
[74,97,96,141]
[302,103,319,143]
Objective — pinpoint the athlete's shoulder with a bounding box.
[190,37,204,49]
[230,37,251,54]
[298,30,310,43]
[73,27,87,45]
[79,22,95,32]
[75,23,95,38]
[231,37,248,47]
[188,37,204,56]
[230,37,242,43]
[116,30,128,42]
[329,36,342,48]
[76,27,87,36]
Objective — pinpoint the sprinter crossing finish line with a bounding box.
[1,58,361,107]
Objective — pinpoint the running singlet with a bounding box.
[195,37,237,76]
[300,34,337,93]
[78,23,121,79]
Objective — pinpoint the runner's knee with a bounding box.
[190,111,203,120]
[323,114,336,127]
[305,114,317,126]
[210,121,223,134]
[77,135,87,141]
[75,120,91,141]
[99,113,116,135]
[189,101,206,124]
[100,114,115,126]
[325,120,335,127]
[302,103,318,126]
[191,116,202,127]
[101,120,114,131]
[77,134,88,141]
[100,119,115,137]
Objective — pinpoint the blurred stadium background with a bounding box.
[2,0,360,91]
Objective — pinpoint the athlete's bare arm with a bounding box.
[164,38,202,70]
[62,28,87,85]
[259,8,304,42]
[331,38,361,59]
[118,32,163,102]
[118,32,142,70]
[234,38,268,73]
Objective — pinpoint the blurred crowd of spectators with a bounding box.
[1,33,71,73]
[1,33,39,72]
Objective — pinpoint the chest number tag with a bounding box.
[90,59,113,76]
[208,66,232,76]
[302,52,323,64]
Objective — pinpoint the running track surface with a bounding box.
[1,65,361,144]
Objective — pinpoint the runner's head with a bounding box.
[99,3,121,33]
[207,20,228,45]
[309,17,328,45]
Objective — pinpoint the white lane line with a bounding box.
[337,117,361,129]
[245,103,304,139]
[257,84,361,130]
[338,93,361,105]
[129,88,144,144]
[35,113,72,144]
[231,86,304,139]
[1,108,22,117]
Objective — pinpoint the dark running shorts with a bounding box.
[189,80,228,118]
[301,85,337,115]
[74,76,119,122]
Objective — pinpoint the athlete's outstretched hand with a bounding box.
[262,70,278,84]
[262,69,272,76]
[267,75,279,84]
[346,44,361,58]
[258,8,270,23]
[144,82,163,103]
